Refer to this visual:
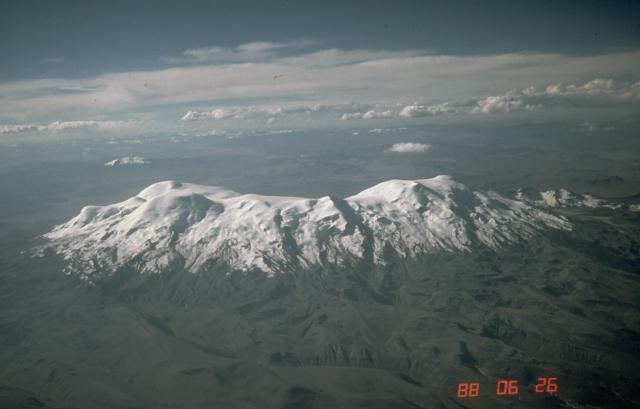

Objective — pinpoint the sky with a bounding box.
[1,0,640,138]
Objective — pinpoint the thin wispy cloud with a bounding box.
[164,39,316,64]
[40,56,66,64]
[1,45,639,132]
[574,122,618,133]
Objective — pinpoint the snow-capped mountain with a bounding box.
[515,188,622,209]
[42,175,571,280]
[104,156,149,166]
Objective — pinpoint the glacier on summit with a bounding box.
[42,176,571,280]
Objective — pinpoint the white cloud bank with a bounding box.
[1,43,640,129]
[0,120,131,135]
[398,103,456,118]
[335,78,640,121]
[177,77,640,126]
[340,109,395,120]
[385,142,432,153]
[180,104,332,122]
[470,78,640,114]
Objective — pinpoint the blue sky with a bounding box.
[1,0,640,137]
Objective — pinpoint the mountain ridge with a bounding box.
[41,175,572,280]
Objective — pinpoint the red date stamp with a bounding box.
[456,376,558,399]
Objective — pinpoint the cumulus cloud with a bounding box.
[338,78,640,121]
[398,102,456,117]
[0,120,131,135]
[181,109,229,121]
[470,78,640,114]
[363,110,393,119]
[470,89,541,114]
[177,77,640,127]
[181,103,338,122]
[339,102,463,121]
[340,109,395,120]
[385,142,432,153]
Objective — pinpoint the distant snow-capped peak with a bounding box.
[515,188,622,209]
[104,156,149,166]
[42,176,571,280]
